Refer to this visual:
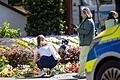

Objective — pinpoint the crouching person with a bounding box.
[33,35,61,77]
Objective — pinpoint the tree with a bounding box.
[24,0,67,36]
[8,0,24,6]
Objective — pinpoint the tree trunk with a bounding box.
[64,0,73,35]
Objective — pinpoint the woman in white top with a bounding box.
[105,11,118,29]
[33,35,61,77]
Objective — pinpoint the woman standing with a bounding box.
[105,11,119,29]
[74,7,95,79]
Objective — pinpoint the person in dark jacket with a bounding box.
[74,7,95,79]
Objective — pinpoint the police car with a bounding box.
[85,24,120,80]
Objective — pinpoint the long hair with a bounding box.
[37,35,46,48]
[81,7,93,18]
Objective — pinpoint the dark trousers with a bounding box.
[36,55,58,70]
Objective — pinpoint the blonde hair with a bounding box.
[81,7,93,18]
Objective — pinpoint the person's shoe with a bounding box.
[50,67,56,77]
[35,69,45,78]
[73,75,86,79]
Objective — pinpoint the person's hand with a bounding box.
[72,24,78,31]
[72,24,78,28]
[74,28,77,31]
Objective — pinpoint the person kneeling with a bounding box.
[33,35,61,77]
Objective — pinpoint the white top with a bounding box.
[33,43,61,61]
[105,19,117,29]
[34,45,51,56]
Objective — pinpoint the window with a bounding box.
[80,0,96,6]
[99,0,112,5]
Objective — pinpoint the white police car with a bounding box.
[85,24,120,80]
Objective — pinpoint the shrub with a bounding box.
[0,38,33,68]
[6,47,33,68]
[24,0,67,36]
[59,47,80,64]
[0,21,20,38]
[0,56,9,71]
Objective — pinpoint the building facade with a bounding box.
[65,0,120,34]
[0,1,27,36]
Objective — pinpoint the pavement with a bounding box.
[0,73,87,80]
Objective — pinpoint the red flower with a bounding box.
[68,67,73,71]
[72,63,76,68]
[75,67,79,73]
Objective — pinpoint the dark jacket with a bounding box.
[77,18,95,46]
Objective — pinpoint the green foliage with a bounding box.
[24,0,67,36]
[0,56,9,71]
[8,0,25,6]
[7,48,33,68]
[0,21,20,38]
[99,24,105,32]
[0,39,33,68]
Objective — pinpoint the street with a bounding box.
[0,73,87,80]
